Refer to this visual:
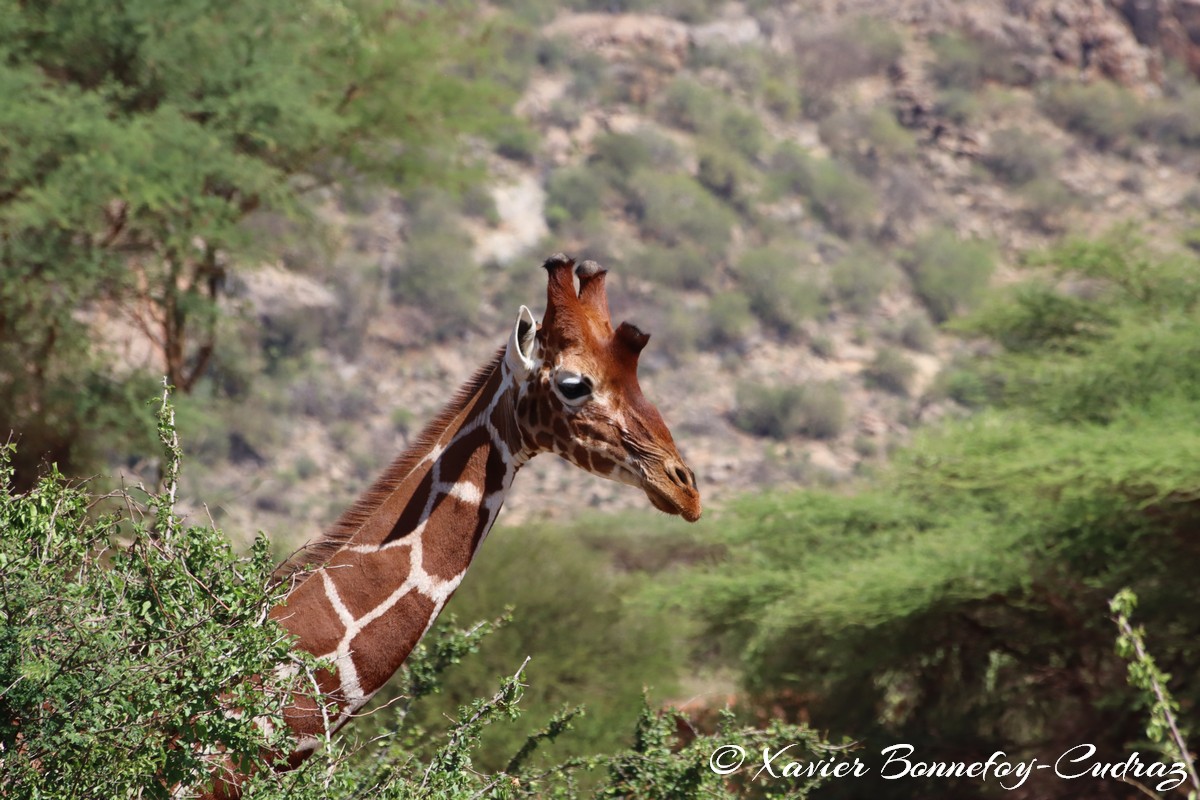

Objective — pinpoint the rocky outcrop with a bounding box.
[955,0,1200,88]
[235,262,338,321]
[543,13,690,69]
[1116,0,1200,77]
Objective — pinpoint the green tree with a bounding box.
[393,525,684,773]
[673,230,1200,798]
[0,0,502,486]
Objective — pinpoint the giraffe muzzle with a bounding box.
[643,458,702,522]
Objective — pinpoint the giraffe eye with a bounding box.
[557,375,592,401]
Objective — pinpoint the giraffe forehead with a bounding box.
[545,347,604,378]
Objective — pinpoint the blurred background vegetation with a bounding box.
[3,0,1200,797]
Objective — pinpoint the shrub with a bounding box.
[696,143,756,210]
[654,78,765,160]
[1039,80,1143,151]
[703,291,754,347]
[770,145,876,238]
[888,311,937,352]
[257,300,339,365]
[829,243,892,314]
[849,15,906,72]
[983,127,1060,185]
[176,379,283,469]
[576,0,715,22]
[628,171,735,254]
[762,73,803,121]
[661,303,702,357]
[929,30,1025,90]
[386,408,414,438]
[879,165,931,230]
[654,76,721,132]
[544,165,607,230]
[819,108,916,173]
[733,381,847,440]
[637,243,713,290]
[736,245,826,335]
[563,213,624,266]
[0,392,302,797]
[590,131,656,179]
[481,16,543,93]
[690,43,768,97]
[902,227,995,322]
[795,16,903,91]
[935,87,982,125]
[865,108,918,161]
[714,107,767,160]
[864,346,917,395]
[326,257,386,362]
[391,197,480,337]
[1140,81,1200,149]
[810,334,836,359]
[1019,176,1078,234]
[492,119,540,162]
[562,49,612,101]
[935,366,990,407]
[286,365,375,422]
[460,182,501,225]
[805,159,877,239]
[589,129,683,196]
[768,142,809,193]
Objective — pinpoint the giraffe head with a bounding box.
[504,254,701,522]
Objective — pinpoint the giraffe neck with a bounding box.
[271,353,529,749]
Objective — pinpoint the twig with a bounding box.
[1115,613,1200,794]
[1120,776,1165,800]
[420,656,531,790]
[298,657,340,793]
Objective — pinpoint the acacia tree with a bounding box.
[679,229,1200,799]
[0,0,502,486]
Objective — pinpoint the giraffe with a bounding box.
[233,253,700,790]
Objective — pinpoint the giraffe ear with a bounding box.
[506,305,538,377]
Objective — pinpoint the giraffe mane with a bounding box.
[276,346,507,586]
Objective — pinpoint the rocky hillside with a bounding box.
[170,0,1200,548]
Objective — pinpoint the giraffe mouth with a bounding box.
[644,482,702,522]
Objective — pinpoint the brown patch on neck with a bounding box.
[276,347,506,585]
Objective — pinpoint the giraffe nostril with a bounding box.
[670,464,694,490]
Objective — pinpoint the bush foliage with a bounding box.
[628,172,735,255]
[863,346,917,395]
[1039,80,1143,151]
[0,389,300,796]
[1,390,829,799]
[733,381,847,441]
[735,245,826,336]
[901,227,995,323]
[770,146,876,239]
[391,194,482,338]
